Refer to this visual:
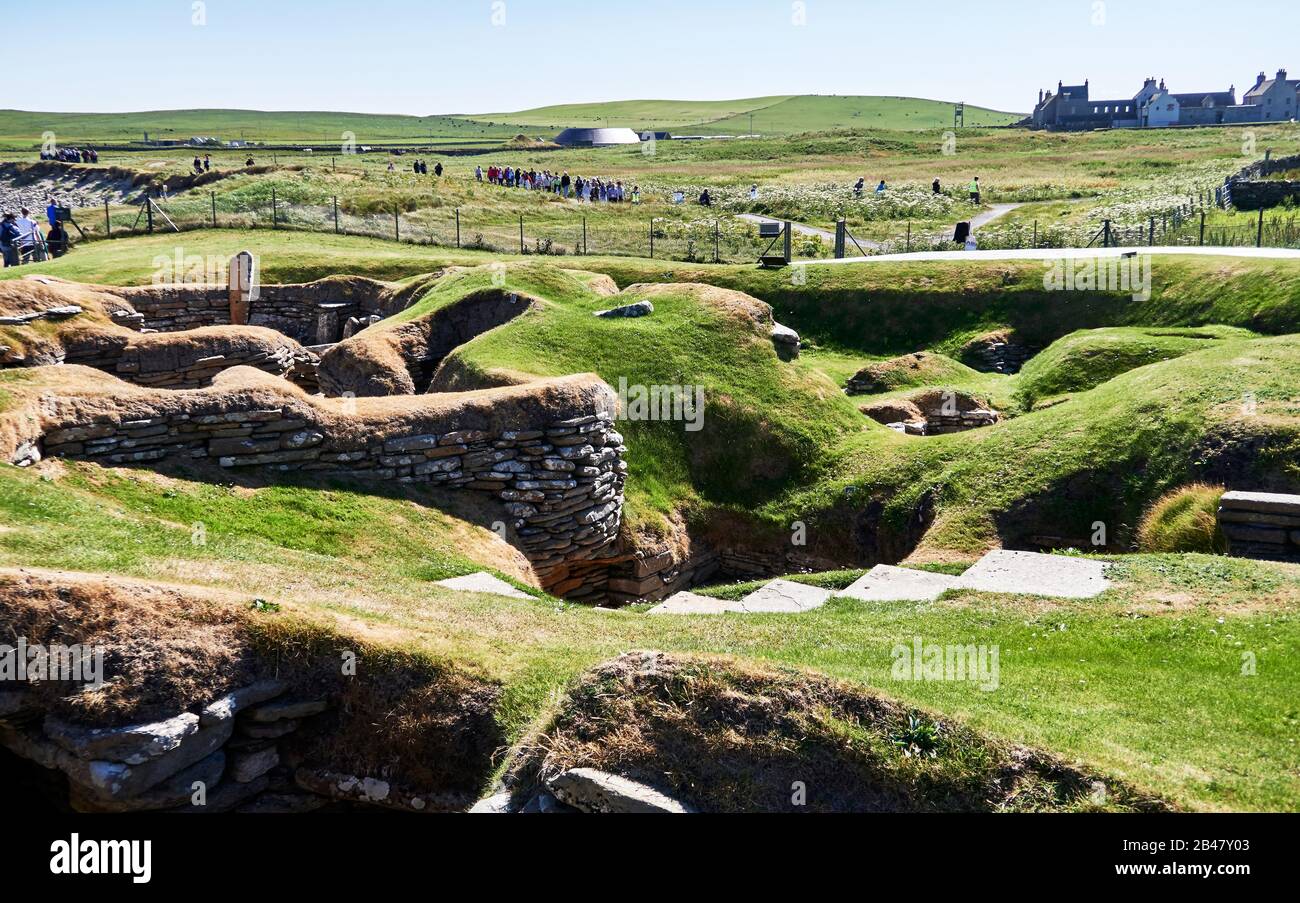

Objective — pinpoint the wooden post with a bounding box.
[1148,217,1154,246]
[1257,208,1265,248]
[271,188,277,229]
[146,197,154,235]
[211,191,217,228]
[584,217,589,255]
[104,200,111,237]
[714,220,720,263]
[519,215,524,254]
[1033,220,1038,248]
[455,208,461,248]
[783,221,792,263]
[835,220,846,259]
[906,221,912,253]
[1200,211,1206,246]
[649,219,655,259]
[395,207,400,242]
[333,196,339,234]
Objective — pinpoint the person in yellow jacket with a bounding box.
[968,177,981,204]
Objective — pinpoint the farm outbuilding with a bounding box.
[553,127,642,147]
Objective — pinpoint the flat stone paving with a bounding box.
[837,565,963,602]
[954,550,1110,599]
[649,549,1111,614]
[434,572,532,599]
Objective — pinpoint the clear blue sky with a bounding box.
[11,0,1296,115]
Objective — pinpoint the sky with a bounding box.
[9,0,1297,115]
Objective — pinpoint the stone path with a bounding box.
[649,549,1111,615]
[968,202,1025,231]
[433,572,532,599]
[795,245,1300,267]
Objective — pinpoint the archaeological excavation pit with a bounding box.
[860,389,1002,436]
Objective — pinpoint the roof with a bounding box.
[1245,78,1298,99]
[553,127,642,147]
[1173,91,1236,108]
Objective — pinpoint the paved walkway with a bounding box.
[794,245,1300,267]
[968,202,1024,231]
[648,549,1112,615]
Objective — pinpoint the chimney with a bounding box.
[1279,69,1289,81]
[1039,89,1044,104]
[1256,71,1267,87]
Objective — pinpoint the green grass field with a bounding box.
[4,107,1300,812]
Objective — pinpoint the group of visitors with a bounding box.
[410,160,443,176]
[0,198,69,268]
[192,155,212,174]
[476,165,640,203]
[849,175,981,203]
[40,147,98,164]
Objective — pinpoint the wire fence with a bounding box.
[37,188,1300,268]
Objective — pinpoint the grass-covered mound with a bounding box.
[511,651,1167,812]
[2,458,1299,810]
[395,263,864,529]
[1137,484,1228,554]
[844,351,983,395]
[1016,326,1255,408]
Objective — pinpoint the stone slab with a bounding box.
[738,579,832,613]
[956,550,1110,599]
[647,591,736,615]
[836,566,963,602]
[1220,491,1300,516]
[434,572,532,600]
[547,768,692,814]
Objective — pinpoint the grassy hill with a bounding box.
[465,96,795,130]
[0,94,1030,150]
[685,95,1024,134]
[0,109,525,149]
[471,95,1023,134]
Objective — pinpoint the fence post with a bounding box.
[395,207,400,243]
[1200,211,1206,246]
[455,208,460,248]
[211,191,217,228]
[333,196,339,234]
[519,215,524,254]
[906,221,912,253]
[271,188,277,229]
[104,200,111,237]
[834,220,846,259]
[584,216,588,255]
[649,219,655,259]
[1258,208,1265,248]
[1033,220,1038,248]
[783,221,792,263]
[714,220,720,263]
[146,197,154,235]
[1148,217,1154,246]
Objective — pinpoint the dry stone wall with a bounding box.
[10,368,626,599]
[1219,491,1300,563]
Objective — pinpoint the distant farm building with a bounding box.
[553,127,642,147]
[1032,69,1299,130]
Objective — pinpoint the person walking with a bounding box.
[968,177,981,204]
[876,180,887,195]
[854,177,865,198]
[15,209,40,262]
[434,162,443,177]
[933,178,942,194]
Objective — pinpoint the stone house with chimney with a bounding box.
[1031,69,1296,130]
